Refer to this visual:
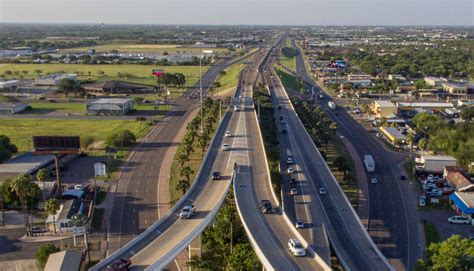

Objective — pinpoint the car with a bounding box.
[281,128,287,134]
[212,171,221,180]
[288,239,306,257]
[286,157,293,165]
[259,200,273,213]
[221,144,230,151]
[448,216,471,225]
[319,187,327,195]
[179,205,196,219]
[287,167,294,174]
[295,220,305,229]
[427,190,442,197]
[279,115,284,120]
[278,104,282,109]
[353,108,361,114]
[376,132,382,138]
[107,259,132,271]
[280,120,287,125]
[225,131,231,137]
[419,196,426,207]
[290,188,298,195]
[400,175,406,180]
[371,177,378,184]
[234,105,240,111]
[290,178,296,184]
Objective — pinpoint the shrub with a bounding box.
[36,244,60,267]
[106,129,136,148]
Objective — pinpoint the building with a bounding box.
[449,192,474,218]
[370,100,398,118]
[397,102,454,111]
[35,74,77,86]
[347,73,374,81]
[44,250,82,271]
[379,126,406,144]
[424,76,446,86]
[388,74,406,81]
[0,102,28,115]
[442,82,468,94]
[83,80,156,95]
[86,98,133,115]
[45,199,85,232]
[415,155,458,173]
[0,80,21,91]
[444,166,474,192]
[345,79,372,88]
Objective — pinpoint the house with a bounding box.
[347,73,374,81]
[0,102,28,115]
[388,74,406,81]
[370,100,398,118]
[35,74,77,86]
[396,85,416,93]
[442,82,468,94]
[82,80,156,95]
[45,199,84,232]
[449,192,474,218]
[444,166,474,192]
[345,79,372,88]
[85,98,133,116]
[44,250,82,271]
[424,76,446,86]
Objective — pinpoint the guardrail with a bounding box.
[270,67,394,271]
[145,165,236,270]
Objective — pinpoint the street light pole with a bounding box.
[199,55,203,134]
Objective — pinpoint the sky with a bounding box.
[0,0,472,26]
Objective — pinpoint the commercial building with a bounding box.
[44,250,82,271]
[0,102,28,115]
[83,80,156,95]
[444,166,474,192]
[370,100,398,118]
[415,155,458,173]
[397,102,454,111]
[35,74,77,86]
[449,192,474,218]
[0,80,21,91]
[442,82,468,94]
[85,98,133,115]
[424,76,446,86]
[379,126,406,144]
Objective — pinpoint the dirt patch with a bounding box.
[215,87,237,98]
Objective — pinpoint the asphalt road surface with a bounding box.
[293,40,422,270]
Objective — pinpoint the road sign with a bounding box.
[72,226,86,235]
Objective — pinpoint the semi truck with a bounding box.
[415,155,457,173]
[364,155,375,173]
[328,101,336,110]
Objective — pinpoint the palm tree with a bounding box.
[418,138,427,153]
[406,133,415,152]
[180,166,194,183]
[45,199,60,233]
[11,174,35,236]
[176,179,190,195]
[36,169,49,203]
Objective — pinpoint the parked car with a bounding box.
[290,188,298,195]
[107,259,131,271]
[221,144,230,151]
[419,196,426,207]
[212,171,221,180]
[288,239,306,257]
[295,220,305,229]
[448,216,471,225]
[179,205,196,219]
[427,190,443,197]
[376,132,382,138]
[319,187,327,195]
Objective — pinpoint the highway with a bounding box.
[262,41,393,270]
[233,36,330,270]
[292,40,422,270]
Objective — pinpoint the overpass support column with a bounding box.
[188,233,202,270]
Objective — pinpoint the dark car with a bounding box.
[290,178,296,184]
[212,171,221,180]
[107,259,131,271]
[259,200,273,214]
[400,175,406,180]
[279,115,284,120]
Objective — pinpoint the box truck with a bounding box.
[364,155,375,173]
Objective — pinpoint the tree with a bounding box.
[406,133,415,151]
[106,129,136,148]
[461,107,474,121]
[132,96,144,104]
[418,138,427,152]
[179,166,194,183]
[198,132,210,156]
[0,178,19,207]
[11,174,39,236]
[412,112,442,134]
[333,156,350,178]
[36,168,49,202]
[45,199,60,233]
[176,150,188,167]
[58,78,80,98]
[0,135,18,163]
[176,179,190,195]
[415,235,473,271]
[36,244,60,267]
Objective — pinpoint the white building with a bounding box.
[0,102,29,115]
[0,80,21,91]
[35,74,77,86]
[424,76,446,86]
[86,98,133,116]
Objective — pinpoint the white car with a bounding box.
[221,144,230,151]
[288,239,306,257]
[286,157,293,165]
[419,196,426,207]
[448,216,471,225]
[295,220,305,229]
[319,187,327,195]
[376,132,382,138]
[225,131,231,137]
[179,205,196,219]
[371,177,378,184]
[234,105,240,111]
[287,167,294,174]
[290,188,298,195]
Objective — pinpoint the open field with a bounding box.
[0,64,208,86]
[59,44,230,54]
[0,118,149,152]
[275,66,303,92]
[22,102,168,114]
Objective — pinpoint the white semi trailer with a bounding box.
[364,155,375,173]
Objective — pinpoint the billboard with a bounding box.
[152,69,165,77]
[33,136,81,151]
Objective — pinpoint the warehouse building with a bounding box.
[0,102,29,115]
[86,98,133,115]
[83,80,156,95]
[35,74,77,86]
[370,100,398,118]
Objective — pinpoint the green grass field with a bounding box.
[59,44,231,54]
[280,55,296,71]
[0,118,149,152]
[275,66,303,91]
[0,64,208,86]
[27,102,85,114]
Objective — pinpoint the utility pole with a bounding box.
[219,100,222,123]
[199,55,203,134]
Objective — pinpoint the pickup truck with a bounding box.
[179,205,196,219]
